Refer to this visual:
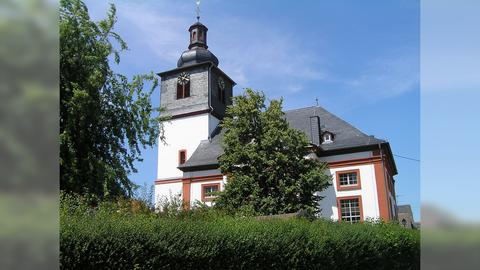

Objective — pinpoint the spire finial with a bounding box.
[195,0,201,22]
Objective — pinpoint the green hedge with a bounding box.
[60,213,419,269]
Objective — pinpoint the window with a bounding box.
[177,72,190,99]
[178,150,187,165]
[177,81,190,99]
[336,169,361,191]
[217,77,226,103]
[338,196,362,223]
[217,86,225,103]
[339,172,357,186]
[322,132,333,143]
[201,183,220,202]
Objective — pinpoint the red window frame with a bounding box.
[337,195,363,223]
[335,169,362,191]
[178,149,187,165]
[201,183,220,202]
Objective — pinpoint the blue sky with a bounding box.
[85,0,420,221]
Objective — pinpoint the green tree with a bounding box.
[60,0,164,198]
[215,89,331,215]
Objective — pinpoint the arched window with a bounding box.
[192,31,197,42]
[322,132,334,143]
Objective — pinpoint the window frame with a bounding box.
[335,169,362,191]
[201,183,221,202]
[178,149,187,165]
[323,133,331,142]
[176,79,190,100]
[337,195,363,223]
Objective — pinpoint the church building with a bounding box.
[154,20,398,222]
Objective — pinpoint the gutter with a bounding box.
[379,143,393,220]
[208,62,214,141]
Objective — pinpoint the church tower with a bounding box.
[156,20,236,180]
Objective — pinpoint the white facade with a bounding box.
[155,113,219,209]
[318,163,379,220]
[157,113,219,179]
[190,177,225,207]
[154,182,182,208]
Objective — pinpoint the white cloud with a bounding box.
[115,1,192,64]
[86,0,417,102]
[105,1,327,93]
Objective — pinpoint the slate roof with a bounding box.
[178,106,389,171]
[398,205,413,214]
[284,106,386,151]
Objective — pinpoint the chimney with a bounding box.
[309,116,321,145]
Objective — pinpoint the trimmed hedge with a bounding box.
[61,213,419,269]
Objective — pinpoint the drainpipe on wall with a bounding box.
[379,143,392,221]
[207,62,214,141]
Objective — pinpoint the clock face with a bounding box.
[218,77,225,90]
[178,72,190,85]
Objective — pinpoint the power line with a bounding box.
[393,154,420,162]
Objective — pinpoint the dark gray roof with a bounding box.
[284,106,385,151]
[178,106,388,171]
[398,205,413,214]
[177,48,219,68]
[178,127,224,170]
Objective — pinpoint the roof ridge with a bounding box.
[283,105,319,112]
[316,106,369,137]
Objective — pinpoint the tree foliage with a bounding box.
[215,89,331,215]
[60,0,164,198]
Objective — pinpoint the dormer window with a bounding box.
[322,131,334,143]
[177,72,190,99]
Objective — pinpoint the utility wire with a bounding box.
[393,154,420,162]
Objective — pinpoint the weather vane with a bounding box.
[195,0,201,21]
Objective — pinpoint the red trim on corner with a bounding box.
[335,169,362,191]
[374,162,390,221]
[182,179,191,210]
[337,195,364,222]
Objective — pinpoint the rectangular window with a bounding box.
[336,169,361,191]
[339,172,357,186]
[201,183,220,202]
[177,82,190,99]
[338,197,362,223]
[217,87,225,103]
[178,150,187,165]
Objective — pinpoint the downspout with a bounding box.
[379,143,392,220]
[208,62,214,141]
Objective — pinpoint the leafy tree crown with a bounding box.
[60,0,165,198]
[215,89,331,215]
